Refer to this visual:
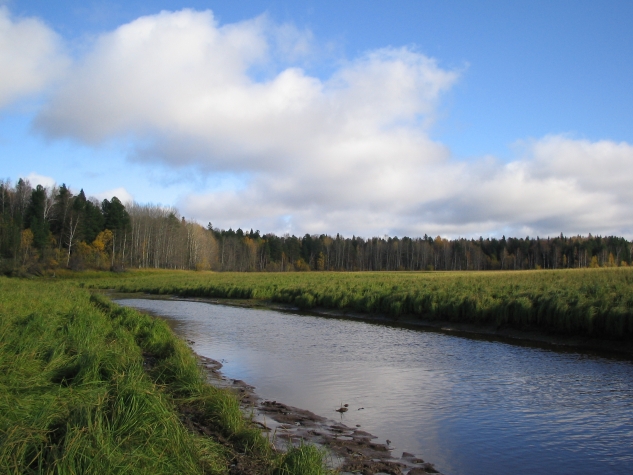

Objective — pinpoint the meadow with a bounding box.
[0,277,329,475]
[75,267,633,340]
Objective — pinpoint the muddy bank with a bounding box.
[196,353,443,475]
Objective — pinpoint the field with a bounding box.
[74,267,633,340]
[0,277,329,475]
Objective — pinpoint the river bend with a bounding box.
[116,298,633,475]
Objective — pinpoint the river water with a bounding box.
[116,298,633,475]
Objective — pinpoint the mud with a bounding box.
[197,354,444,475]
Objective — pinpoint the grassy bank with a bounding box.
[72,267,633,340]
[0,277,329,475]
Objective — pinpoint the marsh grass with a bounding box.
[76,267,633,340]
[275,444,331,475]
[0,277,330,474]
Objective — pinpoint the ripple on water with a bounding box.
[117,299,633,475]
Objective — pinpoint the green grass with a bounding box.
[73,267,633,340]
[6,268,630,472]
[0,277,331,474]
[275,444,331,475]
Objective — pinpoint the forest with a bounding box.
[1,178,631,274]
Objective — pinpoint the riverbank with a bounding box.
[111,291,443,474]
[116,294,633,475]
[76,268,633,342]
[311,306,633,358]
[194,354,442,475]
[109,291,633,358]
[0,277,331,475]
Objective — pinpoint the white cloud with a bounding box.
[0,6,68,109]
[92,187,133,205]
[24,172,56,189]
[392,136,633,238]
[180,135,633,238]
[30,9,633,238]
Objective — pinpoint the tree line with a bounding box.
[1,178,631,274]
[0,179,215,274]
[209,227,632,272]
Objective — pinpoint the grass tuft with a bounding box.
[276,444,331,475]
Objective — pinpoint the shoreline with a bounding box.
[194,353,442,475]
[109,291,633,359]
[195,299,633,358]
[110,292,444,474]
[110,291,633,475]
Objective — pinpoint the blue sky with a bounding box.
[2,1,633,237]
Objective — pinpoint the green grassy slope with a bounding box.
[0,277,329,475]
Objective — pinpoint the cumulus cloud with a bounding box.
[0,7,68,109]
[179,135,633,238]
[92,187,134,205]
[392,136,633,237]
[23,172,56,189]
[32,9,633,238]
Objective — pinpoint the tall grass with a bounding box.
[76,267,633,340]
[0,277,330,474]
[275,444,330,475]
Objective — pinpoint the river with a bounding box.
[116,298,633,475]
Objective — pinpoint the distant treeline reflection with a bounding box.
[1,178,631,273]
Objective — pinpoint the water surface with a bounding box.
[117,298,633,475]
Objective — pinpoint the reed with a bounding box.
[76,267,633,340]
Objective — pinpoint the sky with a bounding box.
[2,0,633,239]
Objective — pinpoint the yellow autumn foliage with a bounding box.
[92,229,113,252]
